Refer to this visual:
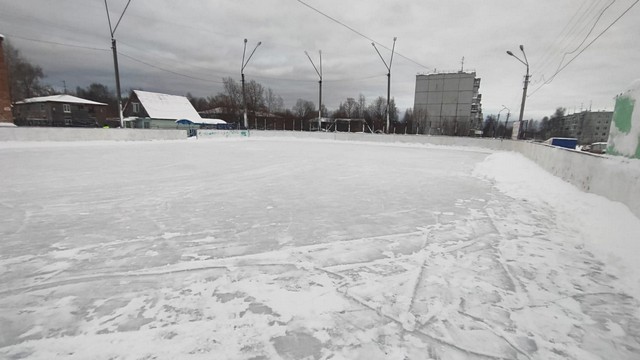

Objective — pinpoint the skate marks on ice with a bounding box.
[2,196,640,359]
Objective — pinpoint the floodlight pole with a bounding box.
[502,106,511,139]
[496,106,507,138]
[507,45,530,139]
[241,39,261,129]
[104,0,132,129]
[305,50,322,131]
[372,37,396,134]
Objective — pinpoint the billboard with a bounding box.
[511,121,521,140]
[608,81,640,159]
[197,129,250,138]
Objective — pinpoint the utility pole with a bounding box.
[503,109,511,139]
[104,0,132,129]
[507,45,530,139]
[305,50,322,131]
[241,39,261,129]
[372,37,397,134]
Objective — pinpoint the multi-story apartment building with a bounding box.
[413,71,482,136]
[549,110,613,145]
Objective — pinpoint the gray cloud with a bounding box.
[1,0,638,119]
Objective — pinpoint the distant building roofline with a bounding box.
[15,94,107,106]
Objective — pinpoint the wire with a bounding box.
[296,0,433,71]
[546,0,617,85]
[117,40,382,84]
[528,0,639,97]
[1,33,110,52]
[117,52,225,84]
[530,0,600,80]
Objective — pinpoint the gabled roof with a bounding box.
[134,90,201,121]
[15,94,107,106]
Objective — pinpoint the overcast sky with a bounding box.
[1,0,639,119]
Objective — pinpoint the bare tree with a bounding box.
[358,94,366,118]
[3,40,52,101]
[265,88,284,114]
[76,83,118,116]
[292,99,315,119]
[221,77,242,114]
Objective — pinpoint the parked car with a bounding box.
[589,142,607,154]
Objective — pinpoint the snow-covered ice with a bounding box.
[1,137,639,359]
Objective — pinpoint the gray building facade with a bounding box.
[413,71,482,136]
[549,110,612,145]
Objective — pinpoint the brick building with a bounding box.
[13,95,107,127]
[0,34,14,124]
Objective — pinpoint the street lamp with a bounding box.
[506,45,530,140]
[304,50,322,131]
[241,39,261,129]
[496,105,507,138]
[501,105,511,139]
[104,0,132,128]
[372,37,397,134]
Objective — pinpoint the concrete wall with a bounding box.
[251,130,640,219]
[0,127,188,141]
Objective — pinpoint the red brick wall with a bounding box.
[0,36,14,123]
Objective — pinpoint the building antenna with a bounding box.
[461,57,465,72]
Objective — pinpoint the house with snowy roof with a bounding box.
[13,94,107,127]
[123,90,225,129]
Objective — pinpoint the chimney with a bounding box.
[0,35,14,123]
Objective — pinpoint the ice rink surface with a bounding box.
[1,137,639,359]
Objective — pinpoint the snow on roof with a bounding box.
[134,90,201,121]
[176,118,227,125]
[15,94,107,106]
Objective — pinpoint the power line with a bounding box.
[545,0,617,85]
[528,0,639,97]
[5,33,388,87]
[530,0,600,79]
[2,33,109,52]
[296,0,433,71]
[117,40,383,84]
[117,52,225,84]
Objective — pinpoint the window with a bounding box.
[63,104,71,113]
[133,102,140,114]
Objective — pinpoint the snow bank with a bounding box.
[474,152,640,298]
[0,127,188,141]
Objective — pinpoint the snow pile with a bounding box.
[474,151,640,297]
